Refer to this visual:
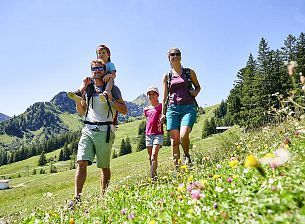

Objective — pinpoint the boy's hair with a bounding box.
[96,44,111,62]
[167,47,181,58]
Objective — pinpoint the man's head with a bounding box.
[91,59,106,79]
[96,44,111,62]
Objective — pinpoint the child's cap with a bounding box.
[96,44,111,56]
[146,86,159,95]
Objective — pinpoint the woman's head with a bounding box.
[168,48,181,65]
[96,44,111,62]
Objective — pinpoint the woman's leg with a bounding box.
[180,126,192,163]
[170,129,180,167]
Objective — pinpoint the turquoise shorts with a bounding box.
[166,104,197,131]
[77,127,115,168]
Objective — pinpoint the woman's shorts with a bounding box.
[166,104,197,131]
[146,134,164,147]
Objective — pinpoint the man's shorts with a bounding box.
[166,104,197,131]
[145,134,164,147]
[77,127,115,168]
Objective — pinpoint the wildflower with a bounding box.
[288,61,298,76]
[227,177,233,183]
[216,164,222,169]
[148,221,157,224]
[43,192,53,198]
[180,164,187,171]
[188,175,194,182]
[260,147,290,169]
[229,160,238,168]
[177,183,185,192]
[128,213,135,220]
[213,202,218,209]
[212,174,221,180]
[69,218,75,224]
[300,75,305,84]
[244,155,259,168]
[215,186,224,193]
[121,208,127,215]
[190,189,202,200]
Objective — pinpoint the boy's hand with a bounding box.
[103,74,113,82]
[103,90,112,101]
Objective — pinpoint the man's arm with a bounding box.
[112,98,128,115]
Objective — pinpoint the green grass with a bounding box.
[59,113,83,131]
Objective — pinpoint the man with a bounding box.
[69,59,127,199]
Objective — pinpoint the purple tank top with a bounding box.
[169,70,195,105]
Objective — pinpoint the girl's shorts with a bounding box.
[145,134,164,147]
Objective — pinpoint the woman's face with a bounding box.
[169,50,181,64]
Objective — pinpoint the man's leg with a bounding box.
[101,168,111,195]
[75,160,89,198]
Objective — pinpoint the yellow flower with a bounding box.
[177,184,185,192]
[244,155,259,168]
[148,221,157,224]
[188,175,194,182]
[233,175,239,179]
[284,144,289,149]
[178,159,182,164]
[264,153,275,158]
[180,164,188,171]
[212,174,221,180]
[229,160,238,168]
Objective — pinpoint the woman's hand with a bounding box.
[190,89,199,97]
[160,114,166,124]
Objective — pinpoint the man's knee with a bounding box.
[77,160,88,169]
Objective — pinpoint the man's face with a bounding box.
[97,48,109,61]
[91,62,105,79]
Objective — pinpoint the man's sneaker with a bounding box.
[184,154,193,167]
[67,91,83,104]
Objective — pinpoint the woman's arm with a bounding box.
[160,73,168,123]
[190,69,201,97]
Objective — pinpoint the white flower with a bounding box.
[215,186,224,193]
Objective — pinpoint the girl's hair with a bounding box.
[167,47,181,57]
[96,44,111,62]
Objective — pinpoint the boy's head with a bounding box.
[91,59,106,79]
[146,86,159,100]
[96,44,111,62]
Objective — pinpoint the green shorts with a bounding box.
[77,127,115,168]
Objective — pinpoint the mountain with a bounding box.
[0,113,10,122]
[0,91,147,151]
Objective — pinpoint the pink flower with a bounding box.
[191,189,202,200]
[121,208,127,215]
[227,177,233,183]
[128,213,135,220]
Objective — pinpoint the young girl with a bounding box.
[144,86,164,180]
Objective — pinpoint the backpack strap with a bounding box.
[183,68,199,108]
[166,71,172,108]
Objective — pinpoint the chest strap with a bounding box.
[83,121,113,143]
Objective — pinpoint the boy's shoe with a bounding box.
[67,91,83,104]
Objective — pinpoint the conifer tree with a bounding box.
[38,150,47,166]
[119,139,126,156]
[137,133,146,151]
[125,136,132,154]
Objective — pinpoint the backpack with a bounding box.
[166,67,199,108]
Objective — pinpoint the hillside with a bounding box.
[0,113,10,122]
[0,92,148,153]
[1,111,305,223]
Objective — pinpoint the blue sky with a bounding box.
[0,0,304,116]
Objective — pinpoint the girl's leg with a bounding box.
[150,144,161,179]
[147,146,153,166]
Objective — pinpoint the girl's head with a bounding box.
[91,59,106,79]
[96,44,111,62]
[168,47,181,65]
[146,86,159,102]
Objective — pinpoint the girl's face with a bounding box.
[97,48,110,62]
[147,91,159,101]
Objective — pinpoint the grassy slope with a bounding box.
[0,106,219,222]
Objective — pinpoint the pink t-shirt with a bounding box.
[144,103,164,135]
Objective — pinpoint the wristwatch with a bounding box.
[111,98,116,104]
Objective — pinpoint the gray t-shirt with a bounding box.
[85,85,122,131]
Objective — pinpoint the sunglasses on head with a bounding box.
[170,52,181,57]
[91,66,105,72]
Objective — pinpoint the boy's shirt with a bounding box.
[144,103,164,135]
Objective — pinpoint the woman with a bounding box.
[160,48,201,167]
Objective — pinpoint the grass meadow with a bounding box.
[2,105,305,223]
